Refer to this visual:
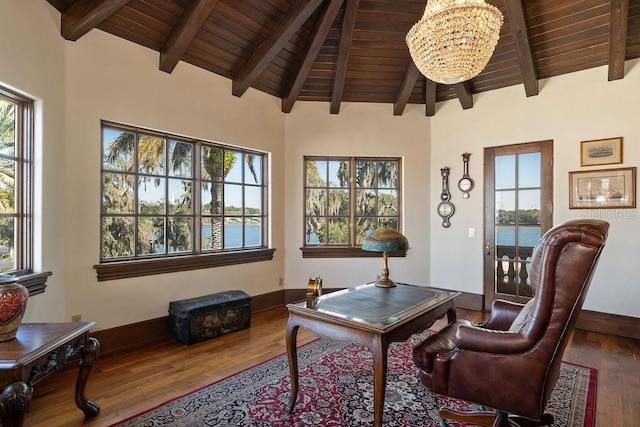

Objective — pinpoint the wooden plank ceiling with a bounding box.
[45,0,640,116]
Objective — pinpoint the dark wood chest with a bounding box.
[168,290,251,345]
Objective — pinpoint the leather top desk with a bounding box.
[0,322,100,427]
[286,283,459,427]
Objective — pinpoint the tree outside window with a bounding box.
[304,157,402,252]
[99,122,269,272]
[0,88,33,274]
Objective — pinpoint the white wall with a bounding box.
[0,1,68,321]
[430,61,640,317]
[2,1,286,329]
[2,2,637,330]
[283,102,431,289]
[61,31,286,329]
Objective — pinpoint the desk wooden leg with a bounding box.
[0,381,32,427]
[75,337,100,417]
[285,318,300,413]
[370,336,390,427]
[446,305,457,324]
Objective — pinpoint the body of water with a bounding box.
[203,223,261,247]
[496,226,540,247]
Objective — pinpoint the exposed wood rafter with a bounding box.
[61,0,132,41]
[454,82,473,109]
[425,79,437,117]
[232,0,324,97]
[330,0,361,114]
[393,61,421,116]
[43,0,640,116]
[283,0,345,113]
[608,0,629,81]
[159,0,220,74]
[505,0,538,97]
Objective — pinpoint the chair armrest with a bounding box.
[455,324,534,354]
[481,300,526,331]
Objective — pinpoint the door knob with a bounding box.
[485,241,494,256]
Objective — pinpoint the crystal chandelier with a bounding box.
[406,0,503,84]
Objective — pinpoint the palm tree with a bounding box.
[0,101,15,211]
[103,129,258,256]
[0,101,15,255]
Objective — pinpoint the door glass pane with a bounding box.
[493,154,541,298]
[495,155,515,189]
[518,189,540,225]
[495,190,516,224]
[518,152,540,187]
[518,227,540,249]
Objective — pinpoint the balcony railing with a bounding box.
[495,245,534,298]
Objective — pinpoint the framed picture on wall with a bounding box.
[580,137,623,166]
[569,167,636,209]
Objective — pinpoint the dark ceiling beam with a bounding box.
[61,0,132,41]
[608,0,629,81]
[232,0,324,97]
[425,78,436,117]
[283,0,344,113]
[330,0,361,114]
[393,61,421,116]
[505,0,538,97]
[159,0,220,74]
[454,82,473,110]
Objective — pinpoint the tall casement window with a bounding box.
[96,122,273,281]
[302,157,403,258]
[0,86,48,294]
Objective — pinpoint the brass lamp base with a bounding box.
[374,277,397,288]
[374,251,397,288]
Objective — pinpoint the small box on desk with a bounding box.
[168,290,251,345]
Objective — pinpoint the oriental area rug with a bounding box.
[113,336,596,427]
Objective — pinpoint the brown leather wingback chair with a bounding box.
[413,219,609,426]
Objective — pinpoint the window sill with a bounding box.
[300,247,407,258]
[0,270,53,297]
[93,248,276,281]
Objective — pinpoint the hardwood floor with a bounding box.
[26,307,639,426]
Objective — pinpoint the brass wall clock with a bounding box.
[437,167,454,228]
[458,152,474,199]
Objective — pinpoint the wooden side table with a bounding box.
[0,322,100,427]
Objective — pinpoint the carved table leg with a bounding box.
[0,381,33,427]
[75,337,100,417]
[285,318,300,413]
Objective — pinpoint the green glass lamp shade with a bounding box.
[362,228,409,288]
[362,227,409,253]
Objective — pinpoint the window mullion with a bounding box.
[194,142,202,254]
[349,157,356,246]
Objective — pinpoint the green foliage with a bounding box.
[305,158,400,246]
[496,209,540,225]
[102,217,134,258]
[102,128,262,258]
[0,101,15,253]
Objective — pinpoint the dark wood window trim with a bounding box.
[94,248,275,281]
[1,270,53,297]
[0,86,42,295]
[301,247,406,259]
[97,121,270,279]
